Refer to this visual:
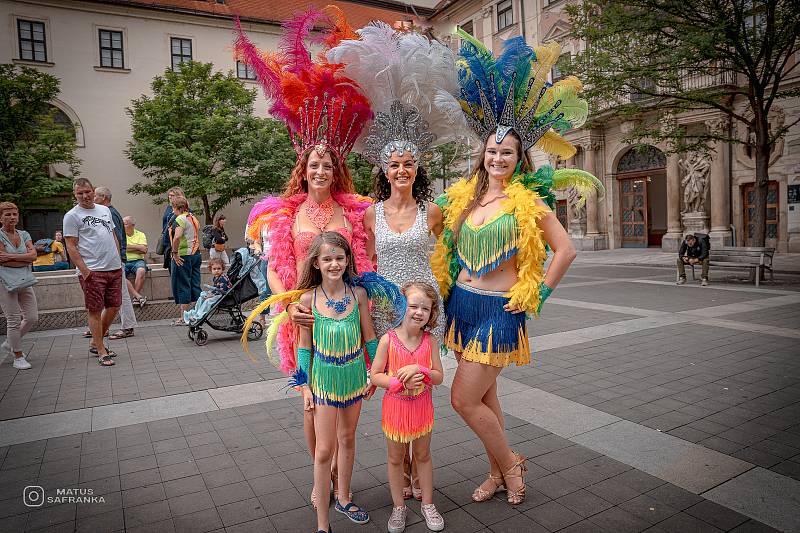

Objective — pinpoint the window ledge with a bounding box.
[94,66,131,73]
[13,58,55,67]
[543,0,566,9]
[494,27,517,37]
[238,78,258,84]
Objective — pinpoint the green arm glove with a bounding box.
[365,338,378,370]
[290,347,312,388]
[536,282,554,315]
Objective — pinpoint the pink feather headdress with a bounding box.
[234,8,372,159]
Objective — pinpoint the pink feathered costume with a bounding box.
[246,192,373,375]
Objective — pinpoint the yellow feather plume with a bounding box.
[262,311,288,368]
[240,288,310,353]
[535,131,577,159]
[522,42,562,107]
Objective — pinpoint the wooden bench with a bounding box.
[689,246,775,287]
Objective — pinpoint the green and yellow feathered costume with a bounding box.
[432,165,600,367]
[433,28,603,367]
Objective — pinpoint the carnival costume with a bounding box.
[242,272,406,403]
[234,9,375,374]
[327,23,467,341]
[381,330,435,443]
[432,31,603,368]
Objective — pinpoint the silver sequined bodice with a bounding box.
[374,202,445,341]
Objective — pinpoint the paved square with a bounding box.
[1,261,798,532]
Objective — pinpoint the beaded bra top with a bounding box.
[457,212,519,277]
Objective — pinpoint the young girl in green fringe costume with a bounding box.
[242,231,406,532]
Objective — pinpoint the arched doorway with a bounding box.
[616,145,667,247]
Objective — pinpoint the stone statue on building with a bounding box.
[567,187,587,237]
[567,187,585,218]
[679,152,711,213]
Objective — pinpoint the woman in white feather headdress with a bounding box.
[328,23,467,533]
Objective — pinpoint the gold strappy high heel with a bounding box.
[471,473,505,502]
[503,453,527,505]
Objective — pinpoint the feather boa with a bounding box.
[432,176,549,315]
[244,192,373,374]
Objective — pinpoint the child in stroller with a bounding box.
[184,258,231,325]
[186,247,267,346]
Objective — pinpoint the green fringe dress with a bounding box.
[310,287,368,408]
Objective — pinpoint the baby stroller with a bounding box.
[187,247,268,346]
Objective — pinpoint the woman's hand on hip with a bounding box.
[503,303,525,314]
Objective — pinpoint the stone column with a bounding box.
[575,139,607,250]
[662,153,683,252]
[707,117,733,246]
[585,145,599,235]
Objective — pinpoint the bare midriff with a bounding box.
[456,254,518,292]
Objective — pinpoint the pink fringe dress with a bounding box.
[381,330,435,443]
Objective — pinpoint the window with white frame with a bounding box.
[236,61,256,80]
[170,37,192,70]
[497,0,513,31]
[18,19,47,62]
[99,29,124,69]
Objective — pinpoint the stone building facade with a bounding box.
[1,0,426,249]
[429,0,800,252]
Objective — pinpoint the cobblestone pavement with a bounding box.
[0,262,798,532]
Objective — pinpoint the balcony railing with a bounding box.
[680,67,738,91]
[594,64,738,112]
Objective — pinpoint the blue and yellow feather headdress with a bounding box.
[457,30,588,159]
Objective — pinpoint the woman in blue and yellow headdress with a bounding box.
[432,32,603,506]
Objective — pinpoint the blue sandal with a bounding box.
[335,500,369,524]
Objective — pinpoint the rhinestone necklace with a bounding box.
[321,285,351,314]
[306,196,334,232]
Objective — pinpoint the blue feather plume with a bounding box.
[351,272,406,326]
[287,367,308,388]
[457,28,499,115]
[497,37,534,105]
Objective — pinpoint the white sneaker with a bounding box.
[676,277,686,285]
[421,504,444,532]
[13,356,31,370]
[387,506,408,533]
[701,278,709,286]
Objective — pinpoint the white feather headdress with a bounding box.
[327,23,467,169]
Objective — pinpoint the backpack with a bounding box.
[34,238,53,255]
[201,225,215,250]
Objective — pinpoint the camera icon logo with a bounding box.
[23,486,45,507]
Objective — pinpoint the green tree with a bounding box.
[0,65,79,209]
[428,141,470,190]
[568,0,800,245]
[346,153,377,197]
[126,61,293,224]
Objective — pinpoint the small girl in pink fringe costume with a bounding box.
[371,282,445,533]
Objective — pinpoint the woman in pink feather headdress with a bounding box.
[235,6,375,526]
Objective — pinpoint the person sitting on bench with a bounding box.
[677,233,709,286]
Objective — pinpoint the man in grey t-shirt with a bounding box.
[63,178,121,366]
